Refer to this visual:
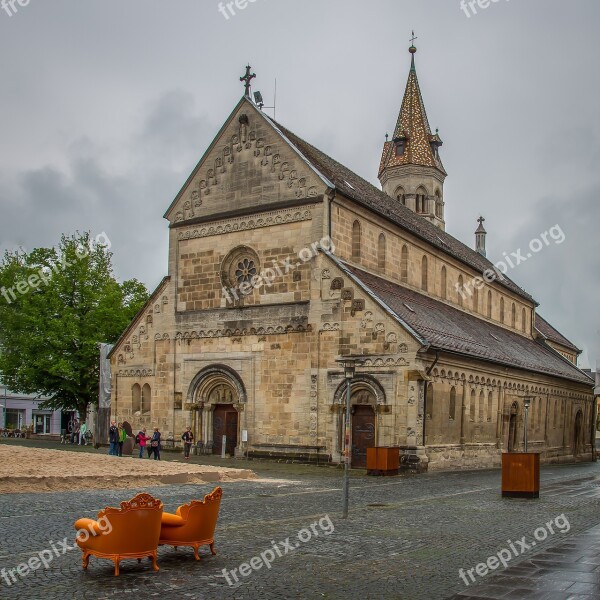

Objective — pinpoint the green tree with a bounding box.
[0,233,148,417]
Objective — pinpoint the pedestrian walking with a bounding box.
[182,426,194,460]
[136,428,151,458]
[79,421,88,445]
[150,427,161,460]
[117,423,126,456]
[108,421,119,456]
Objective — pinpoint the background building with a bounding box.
[0,383,62,435]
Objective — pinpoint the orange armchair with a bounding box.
[159,486,223,560]
[73,492,163,576]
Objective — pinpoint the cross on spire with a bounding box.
[478,216,485,226]
[410,30,418,46]
[240,65,256,98]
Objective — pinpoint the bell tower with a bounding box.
[378,38,447,230]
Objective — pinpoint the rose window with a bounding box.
[235,258,257,285]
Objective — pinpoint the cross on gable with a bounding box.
[240,65,256,98]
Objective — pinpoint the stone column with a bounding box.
[460,382,467,446]
[204,404,215,447]
[496,387,504,449]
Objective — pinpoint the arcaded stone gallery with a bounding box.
[109,48,595,471]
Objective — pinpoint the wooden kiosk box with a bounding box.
[501,453,540,498]
[367,447,400,476]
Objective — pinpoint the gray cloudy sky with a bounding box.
[0,0,598,369]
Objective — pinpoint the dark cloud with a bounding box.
[0,0,598,367]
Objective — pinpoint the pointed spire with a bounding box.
[378,40,446,178]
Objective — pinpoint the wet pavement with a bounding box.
[449,524,600,599]
[0,440,599,599]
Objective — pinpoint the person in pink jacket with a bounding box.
[136,428,151,458]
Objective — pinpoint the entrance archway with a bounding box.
[507,402,519,452]
[573,410,584,457]
[351,403,375,468]
[187,365,246,456]
[334,378,383,469]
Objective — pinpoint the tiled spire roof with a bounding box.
[379,46,446,177]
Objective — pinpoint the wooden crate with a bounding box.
[501,453,540,498]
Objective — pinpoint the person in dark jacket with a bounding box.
[150,428,161,460]
[182,426,194,460]
[108,421,119,456]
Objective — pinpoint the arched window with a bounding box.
[352,220,361,260]
[487,392,493,422]
[522,308,527,333]
[470,389,476,421]
[142,384,152,414]
[449,386,456,420]
[479,390,485,421]
[473,288,479,312]
[458,275,464,307]
[416,187,428,213]
[132,384,141,414]
[511,303,516,327]
[426,383,433,419]
[500,298,505,323]
[487,291,492,318]
[441,266,447,300]
[396,187,406,206]
[401,245,409,283]
[421,255,428,291]
[378,233,386,270]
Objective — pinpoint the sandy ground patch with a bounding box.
[0,445,256,494]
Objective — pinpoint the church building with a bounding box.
[109,44,595,471]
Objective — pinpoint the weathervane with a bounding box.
[240,65,256,98]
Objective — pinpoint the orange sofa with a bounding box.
[74,492,163,576]
[159,486,223,560]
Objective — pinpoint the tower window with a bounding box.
[421,255,428,291]
[441,266,447,300]
[394,138,406,157]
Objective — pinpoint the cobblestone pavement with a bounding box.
[0,447,599,600]
[448,523,600,600]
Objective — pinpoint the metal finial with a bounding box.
[240,65,256,98]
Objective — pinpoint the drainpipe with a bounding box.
[422,350,440,445]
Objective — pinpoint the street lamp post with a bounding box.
[337,358,359,519]
[523,397,531,453]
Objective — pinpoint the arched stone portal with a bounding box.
[333,376,385,469]
[187,365,247,456]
